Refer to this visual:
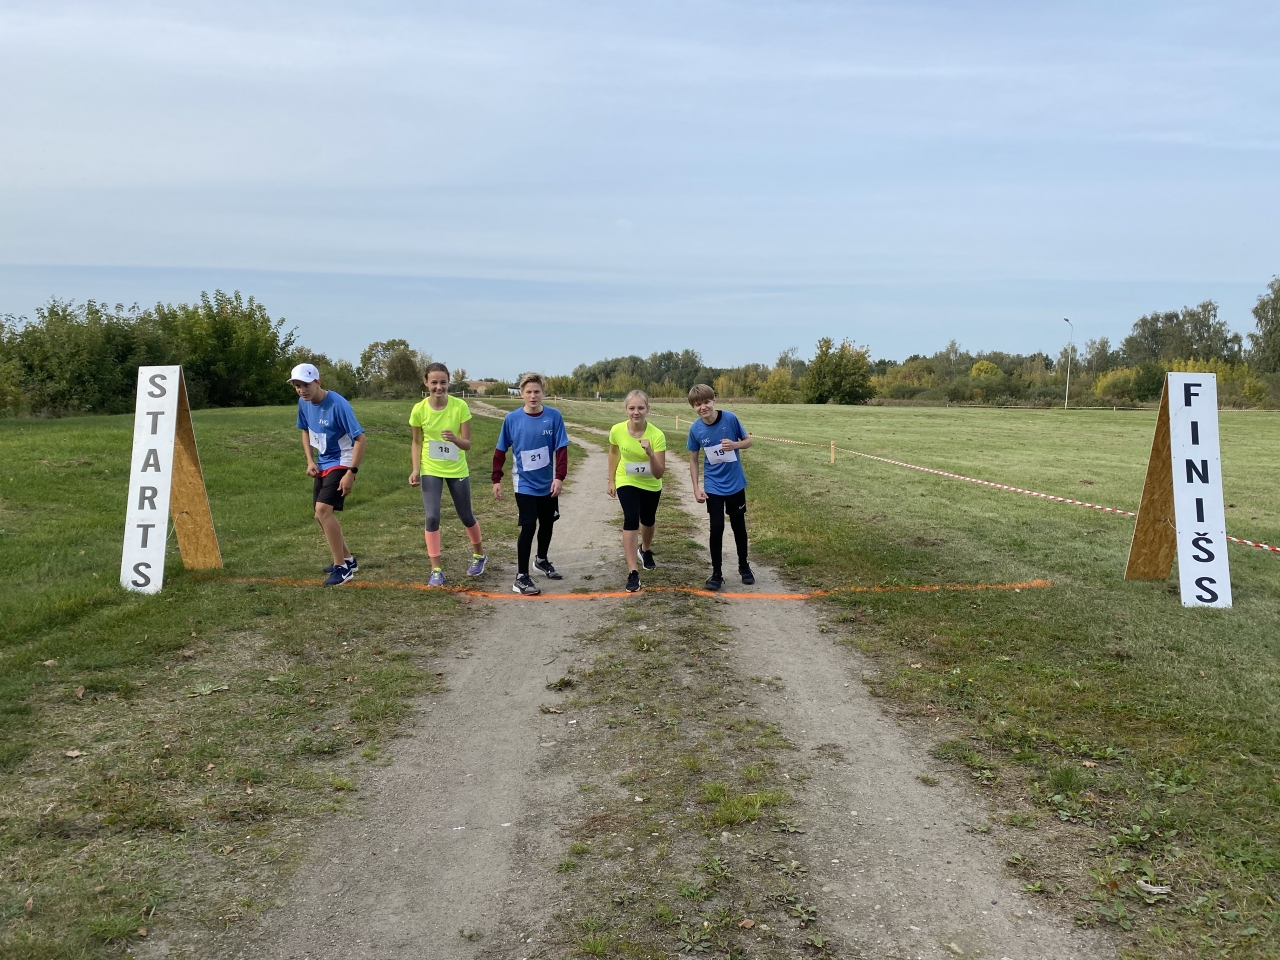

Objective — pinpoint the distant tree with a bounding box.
[1121,301,1242,365]
[802,337,873,404]
[1248,277,1280,373]
[384,349,423,389]
[970,360,1001,380]
[1083,337,1120,374]
[755,365,796,404]
[357,339,412,383]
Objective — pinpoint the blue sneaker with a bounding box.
[323,556,357,574]
[466,554,487,577]
[323,563,354,587]
[427,568,446,587]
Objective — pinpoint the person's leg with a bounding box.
[726,490,749,569]
[638,489,660,553]
[446,477,484,555]
[617,487,641,572]
[421,475,444,566]
[706,494,726,574]
[314,503,348,566]
[535,496,558,560]
[517,524,536,575]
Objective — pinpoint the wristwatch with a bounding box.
[347,466,359,474]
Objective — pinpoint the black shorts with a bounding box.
[313,468,348,511]
[616,485,661,531]
[514,493,559,527]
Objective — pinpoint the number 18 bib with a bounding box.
[427,440,459,461]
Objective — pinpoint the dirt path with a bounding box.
[213,437,624,960]
[667,464,1113,960]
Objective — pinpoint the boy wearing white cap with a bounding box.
[289,363,367,586]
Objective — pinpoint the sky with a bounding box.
[1,1,1278,376]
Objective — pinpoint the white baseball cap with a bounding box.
[288,362,321,384]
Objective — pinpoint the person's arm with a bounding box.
[442,420,472,451]
[491,448,506,500]
[650,449,666,479]
[300,430,320,477]
[410,426,423,486]
[607,444,619,497]
[551,445,568,497]
[338,434,366,495]
[689,449,706,503]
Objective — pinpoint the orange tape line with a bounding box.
[213,576,1051,600]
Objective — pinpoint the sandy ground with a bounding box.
[154,408,1113,959]
[665,461,1112,960]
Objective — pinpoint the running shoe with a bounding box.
[427,568,446,587]
[323,556,358,574]
[739,564,756,586]
[638,548,657,571]
[705,573,724,591]
[466,554,487,577]
[322,563,354,587]
[533,557,562,580]
[625,570,642,593]
[512,574,542,596]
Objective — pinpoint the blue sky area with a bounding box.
[2,1,1277,376]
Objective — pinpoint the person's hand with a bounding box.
[607,483,617,499]
[338,471,356,496]
[306,462,321,478]
[409,470,420,487]
[492,482,503,501]
[639,438,653,455]
[550,478,563,497]
[440,429,458,443]
[694,485,707,504]
[720,438,735,451]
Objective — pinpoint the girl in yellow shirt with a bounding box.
[607,389,667,593]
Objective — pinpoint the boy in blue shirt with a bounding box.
[290,363,367,586]
[686,384,755,590]
[492,372,569,596]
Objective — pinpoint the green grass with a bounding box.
[533,397,1280,958]
[0,401,524,959]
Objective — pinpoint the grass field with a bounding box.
[503,397,1280,958]
[4,397,1279,959]
[0,402,533,959]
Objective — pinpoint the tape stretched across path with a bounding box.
[218,576,1052,601]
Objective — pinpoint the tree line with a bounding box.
[3,277,1278,415]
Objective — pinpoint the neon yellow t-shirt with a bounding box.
[409,395,472,478]
[609,421,666,492]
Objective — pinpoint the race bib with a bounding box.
[624,461,651,477]
[427,440,459,461]
[520,446,551,472]
[705,445,738,465]
[309,429,327,454]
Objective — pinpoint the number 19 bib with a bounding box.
[520,446,550,472]
[705,445,737,465]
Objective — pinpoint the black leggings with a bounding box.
[707,489,749,572]
[616,485,661,531]
[515,494,558,575]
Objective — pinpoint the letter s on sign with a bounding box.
[147,373,168,398]
[131,562,152,588]
[1194,577,1218,603]
[1190,534,1215,563]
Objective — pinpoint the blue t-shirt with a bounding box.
[686,410,748,496]
[497,406,569,496]
[297,391,364,472]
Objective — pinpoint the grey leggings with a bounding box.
[421,476,476,531]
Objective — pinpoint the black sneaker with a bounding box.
[322,563,354,587]
[739,565,755,585]
[323,556,358,574]
[625,570,642,593]
[534,557,563,580]
[638,548,657,571]
[512,574,542,596]
[705,573,723,591]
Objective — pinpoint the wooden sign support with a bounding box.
[120,366,222,594]
[1125,373,1232,607]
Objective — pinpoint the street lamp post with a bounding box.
[1063,317,1074,410]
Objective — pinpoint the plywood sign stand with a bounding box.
[1124,373,1232,608]
[120,366,222,593]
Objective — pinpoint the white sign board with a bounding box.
[1167,373,1232,608]
[120,366,182,593]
